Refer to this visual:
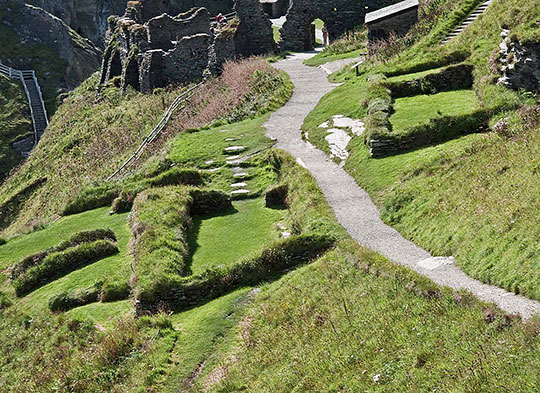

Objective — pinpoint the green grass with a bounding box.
[0,207,131,314]
[0,60,291,237]
[158,288,252,391]
[390,90,480,132]
[205,241,540,392]
[272,25,281,43]
[65,299,133,327]
[302,78,367,155]
[188,198,286,275]
[385,66,446,82]
[0,207,127,271]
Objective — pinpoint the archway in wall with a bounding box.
[279,0,398,52]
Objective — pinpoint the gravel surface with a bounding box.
[267,52,540,320]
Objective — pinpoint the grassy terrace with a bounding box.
[390,90,480,132]
[0,207,131,315]
[188,198,286,275]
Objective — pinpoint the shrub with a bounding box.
[0,238,6,246]
[13,240,119,296]
[11,228,116,279]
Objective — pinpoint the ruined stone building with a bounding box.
[365,0,419,48]
[279,0,399,51]
[99,0,276,93]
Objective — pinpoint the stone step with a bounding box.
[231,182,248,188]
[224,145,247,154]
[231,189,250,195]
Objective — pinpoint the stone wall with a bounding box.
[280,0,398,51]
[234,0,278,57]
[367,8,418,45]
[497,30,540,93]
[260,0,289,18]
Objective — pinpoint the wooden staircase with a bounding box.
[442,0,492,44]
[0,63,49,147]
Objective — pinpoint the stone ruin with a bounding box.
[279,0,398,52]
[99,0,276,93]
[365,0,419,51]
[497,29,540,93]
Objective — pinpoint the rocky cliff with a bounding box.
[0,1,102,106]
[23,0,234,46]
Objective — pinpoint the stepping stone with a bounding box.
[208,167,221,173]
[218,129,230,133]
[231,182,248,188]
[233,172,250,178]
[226,155,242,161]
[227,157,249,166]
[205,160,215,165]
[225,137,238,142]
[281,231,291,238]
[277,222,287,230]
[416,257,455,271]
[231,189,250,195]
[224,145,247,154]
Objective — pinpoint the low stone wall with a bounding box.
[497,30,540,93]
[367,7,418,51]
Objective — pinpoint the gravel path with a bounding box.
[266,52,540,320]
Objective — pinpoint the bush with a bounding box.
[13,240,119,296]
[135,234,336,314]
[11,229,116,279]
[0,238,6,246]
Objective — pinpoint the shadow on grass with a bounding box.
[185,206,239,276]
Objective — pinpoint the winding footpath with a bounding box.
[265,52,540,320]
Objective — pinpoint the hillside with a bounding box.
[1,0,540,391]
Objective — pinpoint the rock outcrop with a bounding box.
[497,30,540,93]
[100,0,275,93]
[0,1,102,97]
[24,0,234,46]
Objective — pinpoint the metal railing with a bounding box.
[0,62,49,147]
[106,81,205,181]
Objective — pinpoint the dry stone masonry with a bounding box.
[365,0,419,51]
[497,29,540,93]
[100,0,275,93]
[279,0,398,51]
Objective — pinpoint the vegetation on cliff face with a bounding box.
[0,75,31,182]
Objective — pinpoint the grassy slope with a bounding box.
[189,198,286,275]
[0,60,291,237]
[0,207,131,315]
[390,89,480,131]
[205,241,540,392]
[303,0,540,299]
[0,75,31,180]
